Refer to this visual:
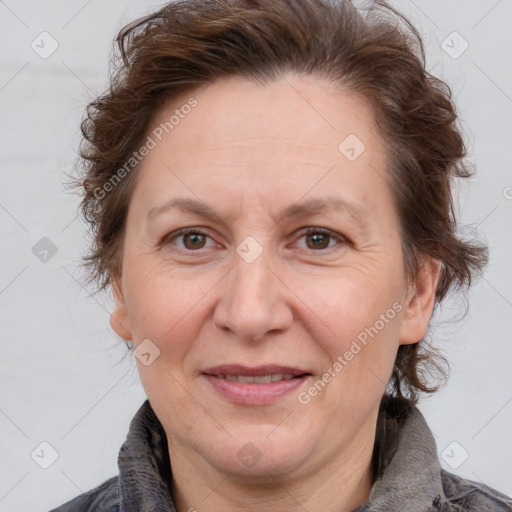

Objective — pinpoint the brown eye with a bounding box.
[182,232,207,250]
[295,227,345,251]
[164,228,214,251]
[305,232,331,250]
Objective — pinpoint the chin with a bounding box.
[198,424,319,481]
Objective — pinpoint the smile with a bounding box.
[213,373,297,383]
[202,365,312,405]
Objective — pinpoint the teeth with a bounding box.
[253,375,272,384]
[216,374,297,383]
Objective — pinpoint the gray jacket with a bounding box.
[49,396,512,511]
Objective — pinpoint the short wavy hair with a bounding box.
[71,0,488,403]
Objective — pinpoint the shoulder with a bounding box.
[440,469,512,511]
[48,475,119,512]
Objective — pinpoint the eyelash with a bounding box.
[163,226,347,254]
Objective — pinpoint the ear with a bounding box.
[110,274,132,341]
[398,258,441,346]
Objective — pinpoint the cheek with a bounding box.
[295,272,395,342]
[335,308,402,401]
[295,272,402,390]
[123,259,213,356]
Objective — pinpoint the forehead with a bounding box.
[147,73,380,158]
[131,73,392,223]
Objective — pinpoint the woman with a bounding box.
[50,0,512,510]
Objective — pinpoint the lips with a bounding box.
[202,364,312,405]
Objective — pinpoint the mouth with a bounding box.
[201,365,312,405]
[212,373,302,383]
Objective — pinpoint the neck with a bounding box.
[169,412,378,512]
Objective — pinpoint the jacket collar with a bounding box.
[354,396,446,511]
[117,396,447,511]
[117,400,176,512]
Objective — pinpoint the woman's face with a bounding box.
[111,73,438,481]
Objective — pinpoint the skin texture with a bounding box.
[110,72,440,512]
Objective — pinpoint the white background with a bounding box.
[0,1,511,510]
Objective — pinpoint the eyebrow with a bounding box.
[147,196,369,229]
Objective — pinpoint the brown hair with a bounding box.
[71,0,488,402]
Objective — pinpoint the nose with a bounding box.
[213,246,294,343]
